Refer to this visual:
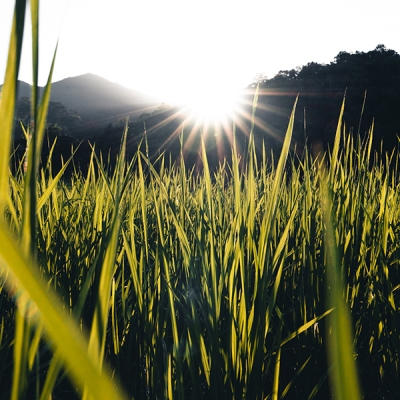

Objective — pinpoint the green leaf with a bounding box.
[0,0,27,219]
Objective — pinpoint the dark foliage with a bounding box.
[253,44,400,155]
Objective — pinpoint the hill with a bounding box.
[48,73,160,114]
[4,73,162,138]
[93,45,400,168]
[9,45,400,173]
[251,44,400,154]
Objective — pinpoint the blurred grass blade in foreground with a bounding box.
[0,0,26,219]
[320,107,362,399]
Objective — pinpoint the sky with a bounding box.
[1,0,399,104]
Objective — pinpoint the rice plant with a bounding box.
[1,1,399,399]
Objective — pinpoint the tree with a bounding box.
[334,51,352,64]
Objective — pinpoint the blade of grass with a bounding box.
[0,0,27,219]
[319,166,362,399]
[83,125,128,399]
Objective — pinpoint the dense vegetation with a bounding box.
[2,100,400,399]
[1,2,399,400]
[253,44,400,155]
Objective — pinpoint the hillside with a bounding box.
[5,73,162,138]
[251,44,400,154]
[9,45,400,173]
[48,73,160,113]
[93,45,400,167]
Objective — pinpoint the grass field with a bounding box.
[1,2,399,399]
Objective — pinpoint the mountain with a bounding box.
[5,73,162,138]
[48,73,160,113]
[248,44,400,155]
[13,80,32,98]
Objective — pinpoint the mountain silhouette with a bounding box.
[48,73,160,112]
[5,73,162,138]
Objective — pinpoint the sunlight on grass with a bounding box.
[1,1,399,399]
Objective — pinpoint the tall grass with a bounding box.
[0,2,127,399]
[1,1,399,399]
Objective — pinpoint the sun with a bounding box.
[183,85,240,126]
[162,78,242,129]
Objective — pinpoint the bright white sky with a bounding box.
[1,0,399,104]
